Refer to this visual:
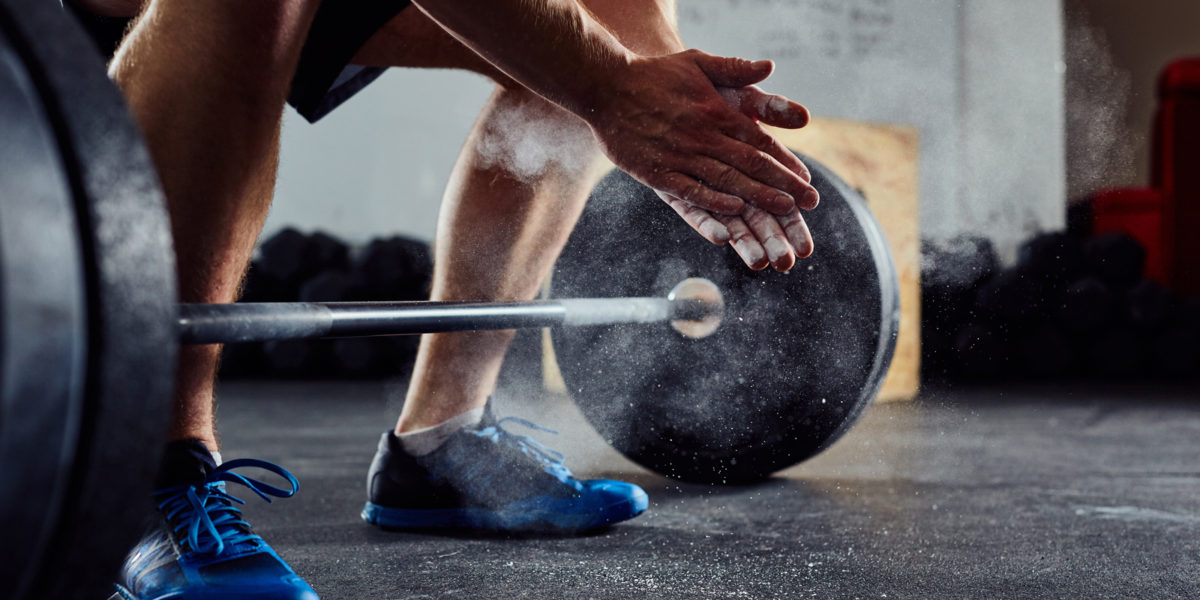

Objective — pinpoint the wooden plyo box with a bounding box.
[543,117,921,403]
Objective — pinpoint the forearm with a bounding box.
[411,0,632,117]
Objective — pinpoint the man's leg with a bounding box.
[355,0,684,433]
[108,0,321,450]
[355,1,681,532]
[95,2,323,598]
[397,89,597,428]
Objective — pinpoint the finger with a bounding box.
[717,86,810,129]
[689,155,799,215]
[690,50,773,88]
[656,190,731,245]
[716,215,769,270]
[743,205,796,272]
[649,171,745,215]
[723,116,818,195]
[777,208,814,258]
[700,136,818,213]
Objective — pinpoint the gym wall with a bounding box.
[1063,0,1200,201]
[267,0,1066,262]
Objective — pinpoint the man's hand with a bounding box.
[586,50,818,271]
[586,50,819,220]
[667,82,817,272]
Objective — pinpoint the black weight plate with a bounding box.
[0,2,177,599]
[0,25,89,600]
[551,157,899,483]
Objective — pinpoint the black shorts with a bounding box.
[62,0,411,122]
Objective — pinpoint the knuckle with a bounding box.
[679,180,707,205]
[751,130,777,149]
[756,126,785,147]
[779,213,805,229]
[728,229,755,244]
[713,165,741,191]
[742,149,773,174]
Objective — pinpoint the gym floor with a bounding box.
[222,380,1199,599]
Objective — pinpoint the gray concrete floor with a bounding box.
[217,381,1200,599]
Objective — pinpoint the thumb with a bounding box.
[692,51,773,88]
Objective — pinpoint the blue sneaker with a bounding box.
[362,408,649,532]
[113,444,318,600]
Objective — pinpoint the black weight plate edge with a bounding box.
[802,158,901,454]
[0,24,89,600]
[0,2,178,598]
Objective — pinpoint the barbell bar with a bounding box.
[177,277,726,344]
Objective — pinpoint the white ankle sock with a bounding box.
[397,407,485,456]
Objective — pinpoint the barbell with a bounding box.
[177,276,725,344]
[0,2,898,599]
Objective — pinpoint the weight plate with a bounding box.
[0,25,89,600]
[0,2,177,599]
[551,156,899,483]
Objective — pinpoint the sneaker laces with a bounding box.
[473,417,580,489]
[152,458,299,557]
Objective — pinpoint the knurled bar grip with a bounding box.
[177,297,707,344]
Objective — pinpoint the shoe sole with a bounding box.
[361,489,648,533]
[112,581,318,600]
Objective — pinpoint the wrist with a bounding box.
[573,50,638,126]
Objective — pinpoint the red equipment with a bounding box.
[1090,57,1200,296]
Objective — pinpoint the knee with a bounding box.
[472,86,600,181]
[490,85,597,142]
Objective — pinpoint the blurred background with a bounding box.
[232,0,1200,387]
